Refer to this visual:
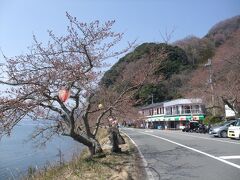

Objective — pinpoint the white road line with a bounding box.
[144,130,154,133]
[128,128,135,131]
[219,156,240,160]
[156,130,240,145]
[121,131,155,180]
[140,132,240,169]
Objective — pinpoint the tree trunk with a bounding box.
[88,138,103,156]
[70,132,103,156]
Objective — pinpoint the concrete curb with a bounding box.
[120,131,155,180]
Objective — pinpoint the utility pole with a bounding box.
[151,94,154,104]
[205,59,216,116]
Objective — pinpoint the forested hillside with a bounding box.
[101,43,190,105]
[100,15,240,116]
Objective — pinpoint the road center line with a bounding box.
[140,132,240,169]
[219,156,240,160]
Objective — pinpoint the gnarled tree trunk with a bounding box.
[70,132,103,156]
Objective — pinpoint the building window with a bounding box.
[172,106,176,115]
[172,106,180,115]
[183,105,191,114]
[192,105,201,114]
[176,106,179,114]
[166,107,172,115]
[145,110,148,115]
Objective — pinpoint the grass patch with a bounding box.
[25,128,146,180]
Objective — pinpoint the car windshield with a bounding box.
[218,121,232,126]
[235,120,240,126]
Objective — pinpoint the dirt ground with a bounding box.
[26,130,147,180]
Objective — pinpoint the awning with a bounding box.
[164,117,176,121]
[193,116,199,120]
[187,115,205,121]
[146,115,205,122]
[174,116,204,121]
[146,116,165,122]
[199,115,205,120]
[179,116,186,120]
[154,117,164,121]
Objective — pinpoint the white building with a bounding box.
[139,98,205,129]
[225,104,236,118]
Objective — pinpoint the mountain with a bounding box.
[206,15,240,47]
[100,15,240,112]
[101,43,190,105]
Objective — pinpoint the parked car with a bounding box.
[209,120,237,138]
[196,124,208,134]
[228,119,240,139]
[182,121,199,132]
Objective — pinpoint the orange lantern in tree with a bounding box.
[58,88,70,102]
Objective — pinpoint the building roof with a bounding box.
[139,102,165,110]
[164,98,203,107]
[139,98,203,110]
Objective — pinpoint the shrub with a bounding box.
[203,116,222,125]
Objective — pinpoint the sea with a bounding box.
[0,119,84,180]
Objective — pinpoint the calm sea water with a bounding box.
[0,120,83,180]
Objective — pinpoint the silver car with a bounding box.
[209,120,237,138]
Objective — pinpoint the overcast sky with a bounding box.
[0,0,240,65]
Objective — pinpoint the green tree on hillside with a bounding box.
[101,43,189,105]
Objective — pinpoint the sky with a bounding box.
[0,0,240,66]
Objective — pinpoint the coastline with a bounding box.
[0,123,83,180]
[27,128,147,180]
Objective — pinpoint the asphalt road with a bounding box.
[121,128,240,180]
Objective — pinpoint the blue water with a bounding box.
[0,120,84,180]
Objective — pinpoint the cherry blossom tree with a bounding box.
[0,13,139,156]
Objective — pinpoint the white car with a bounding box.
[228,119,240,139]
